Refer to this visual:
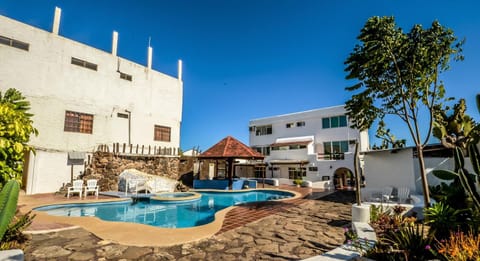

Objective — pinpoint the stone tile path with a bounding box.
[24,191,355,260]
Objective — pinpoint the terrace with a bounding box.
[20,186,356,260]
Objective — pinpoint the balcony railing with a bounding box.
[317,153,345,160]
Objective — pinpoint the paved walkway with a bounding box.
[24,190,355,260]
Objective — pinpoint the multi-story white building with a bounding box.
[0,8,183,194]
[249,105,369,189]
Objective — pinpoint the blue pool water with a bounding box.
[35,190,294,228]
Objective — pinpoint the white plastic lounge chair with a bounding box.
[67,180,83,199]
[84,179,99,198]
[397,187,410,203]
[382,186,393,202]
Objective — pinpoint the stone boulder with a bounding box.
[118,169,177,193]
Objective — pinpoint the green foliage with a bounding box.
[0,210,35,250]
[0,88,38,186]
[424,202,465,240]
[372,120,406,150]
[433,99,479,149]
[0,180,20,241]
[344,16,463,206]
[382,224,435,261]
[293,178,303,186]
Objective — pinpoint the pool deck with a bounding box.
[19,185,324,246]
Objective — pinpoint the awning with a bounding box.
[68,152,85,160]
[270,141,311,147]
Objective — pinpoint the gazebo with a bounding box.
[198,136,265,187]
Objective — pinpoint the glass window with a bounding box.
[332,141,341,153]
[71,57,98,71]
[296,121,305,127]
[64,111,93,134]
[0,35,29,51]
[322,118,330,129]
[339,115,347,127]
[341,140,349,152]
[331,117,339,128]
[255,125,272,136]
[323,142,331,154]
[154,125,171,142]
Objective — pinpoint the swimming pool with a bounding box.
[34,190,294,228]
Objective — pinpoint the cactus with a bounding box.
[0,180,20,241]
[433,145,480,211]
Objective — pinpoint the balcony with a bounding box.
[317,153,345,160]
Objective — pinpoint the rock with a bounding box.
[68,251,95,261]
[96,245,128,258]
[121,246,152,259]
[31,246,71,258]
[225,247,244,254]
[118,169,177,193]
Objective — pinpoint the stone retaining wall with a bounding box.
[83,152,188,191]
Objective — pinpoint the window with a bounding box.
[64,111,93,134]
[255,125,272,136]
[296,121,305,127]
[323,140,349,160]
[254,146,271,156]
[117,113,129,119]
[286,123,294,128]
[0,35,29,51]
[119,72,133,81]
[308,166,318,171]
[154,125,171,142]
[71,57,98,71]
[288,167,306,179]
[254,166,266,178]
[322,118,330,129]
[322,115,348,129]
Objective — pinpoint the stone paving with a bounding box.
[24,191,354,260]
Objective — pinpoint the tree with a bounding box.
[344,16,464,207]
[0,88,38,188]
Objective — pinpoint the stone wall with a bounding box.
[83,151,185,192]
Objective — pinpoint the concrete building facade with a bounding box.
[249,105,369,189]
[0,8,183,194]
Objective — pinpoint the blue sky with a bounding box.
[1,0,479,151]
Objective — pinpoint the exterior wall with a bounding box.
[249,105,368,182]
[25,150,85,194]
[363,148,476,195]
[0,14,183,194]
[363,149,416,192]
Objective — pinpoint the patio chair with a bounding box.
[397,187,410,203]
[84,179,99,198]
[67,180,83,199]
[382,186,393,202]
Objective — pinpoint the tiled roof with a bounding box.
[199,136,264,159]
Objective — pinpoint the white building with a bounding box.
[249,105,369,189]
[0,8,183,194]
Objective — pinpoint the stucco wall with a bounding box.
[363,148,416,191]
[0,14,183,194]
[25,150,85,194]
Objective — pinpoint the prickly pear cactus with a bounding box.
[0,180,20,241]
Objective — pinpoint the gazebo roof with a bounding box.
[199,136,264,159]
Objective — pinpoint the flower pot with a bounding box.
[352,204,370,223]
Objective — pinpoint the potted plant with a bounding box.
[293,178,303,187]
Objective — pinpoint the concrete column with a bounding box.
[147,46,152,70]
[112,31,118,56]
[178,59,183,81]
[52,7,61,35]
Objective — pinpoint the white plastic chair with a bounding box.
[84,179,99,198]
[397,187,410,203]
[67,180,83,199]
[382,186,393,202]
